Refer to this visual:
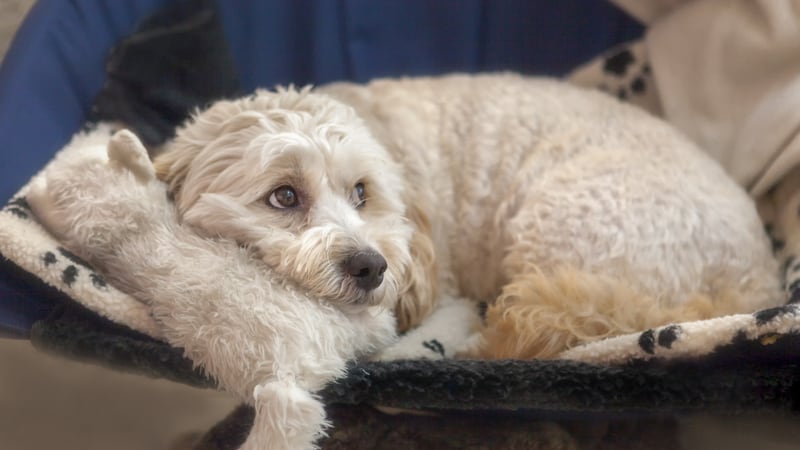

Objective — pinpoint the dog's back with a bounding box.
[322,73,782,357]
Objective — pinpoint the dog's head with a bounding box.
[154,87,415,311]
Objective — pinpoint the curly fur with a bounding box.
[480,266,751,359]
[27,73,785,448]
[153,88,415,314]
[320,74,783,358]
[152,73,782,362]
[28,128,397,450]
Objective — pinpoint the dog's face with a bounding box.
[155,89,413,310]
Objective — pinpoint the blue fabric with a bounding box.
[217,0,642,90]
[0,0,642,336]
[0,0,171,205]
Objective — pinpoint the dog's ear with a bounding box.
[154,107,265,199]
[394,202,438,333]
[153,145,192,196]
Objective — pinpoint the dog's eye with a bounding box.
[267,185,299,209]
[352,182,366,208]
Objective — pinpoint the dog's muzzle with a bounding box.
[342,249,387,292]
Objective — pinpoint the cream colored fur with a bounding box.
[27,73,784,449]
[27,130,397,450]
[318,74,782,358]
[153,73,781,361]
[153,89,417,318]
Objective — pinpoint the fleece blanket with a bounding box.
[2,1,800,447]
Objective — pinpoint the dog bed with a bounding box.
[2,1,800,448]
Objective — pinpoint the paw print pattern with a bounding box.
[656,325,682,349]
[783,255,800,304]
[599,47,651,101]
[637,325,683,354]
[754,304,798,326]
[422,339,445,357]
[568,40,663,117]
[2,196,31,220]
[41,247,108,291]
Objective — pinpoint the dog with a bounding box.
[153,73,782,359]
[28,73,783,449]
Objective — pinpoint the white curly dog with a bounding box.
[28,73,782,449]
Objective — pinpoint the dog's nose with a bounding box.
[343,250,387,291]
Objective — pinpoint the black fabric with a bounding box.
[28,307,800,448]
[184,403,681,450]
[29,305,800,415]
[30,300,212,388]
[90,0,240,148]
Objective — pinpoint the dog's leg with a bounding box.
[478,151,782,359]
[238,379,328,450]
[478,267,724,359]
[376,295,481,360]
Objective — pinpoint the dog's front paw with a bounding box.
[28,129,170,256]
[238,380,328,450]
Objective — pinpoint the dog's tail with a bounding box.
[478,266,745,359]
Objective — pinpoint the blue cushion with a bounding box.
[0,0,641,336]
[217,0,642,90]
